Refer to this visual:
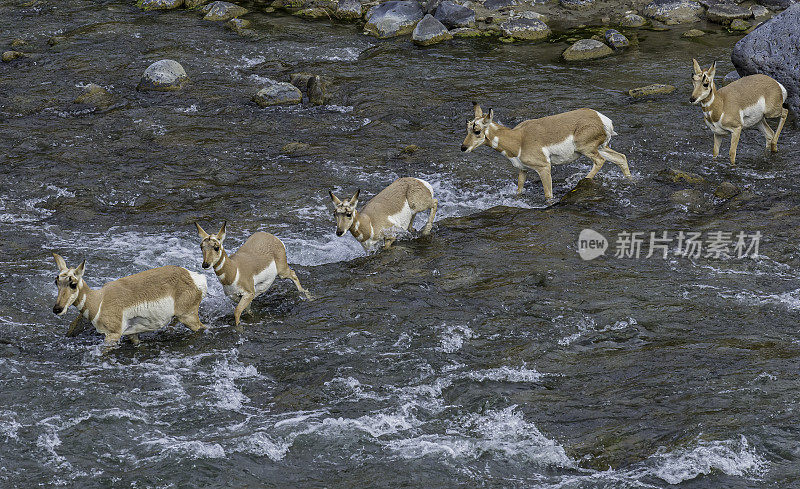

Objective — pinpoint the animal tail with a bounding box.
[594,110,617,145]
[188,271,208,299]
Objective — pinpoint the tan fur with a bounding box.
[330,177,438,250]
[196,222,311,327]
[51,253,206,346]
[462,104,631,200]
[691,59,789,165]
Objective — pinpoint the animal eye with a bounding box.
[69,282,77,289]
[213,245,220,251]
[474,129,481,135]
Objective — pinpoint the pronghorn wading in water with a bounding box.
[690,59,789,165]
[51,253,208,346]
[461,103,631,201]
[330,177,438,250]
[195,222,312,327]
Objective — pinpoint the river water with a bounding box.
[1,1,799,487]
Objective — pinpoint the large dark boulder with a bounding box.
[364,1,424,38]
[757,0,797,10]
[731,4,800,116]
[433,1,475,28]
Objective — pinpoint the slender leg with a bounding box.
[585,152,606,179]
[282,268,312,300]
[407,213,416,232]
[599,146,631,178]
[713,134,722,158]
[729,127,742,165]
[757,119,775,153]
[179,312,207,331]
[129,334,140,346]
[422,199,437,235]
[66,314,83,337]
[101,333,121,354]
[772,108,789,152]
[516,170,527,195]
[233,294,254,327]
[533,166,554,201]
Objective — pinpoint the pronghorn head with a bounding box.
[329,189,359,237]
[461,102,493,152]
[52,252,84,315]
[690,59,716,105]
[196,221,226,269]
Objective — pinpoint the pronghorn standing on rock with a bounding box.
[51,253,207,346]
[330,177,438,250]
[195,222,311,327]
[461,103,630,201]
[690,59,788,165]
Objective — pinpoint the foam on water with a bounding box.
[649,435,767,484]
[436,324,473,353]
[465,365,545,383]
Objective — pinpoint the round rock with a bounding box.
[253,82,302,107]
[560,0,594,10]
[335,0,363,19]
[643,0,704,24]
[413,14,453,45]
[136,0,183,9]
[500,18,551,40]
[74,83,114,109]
[138,60,188,91]
[729,18,751,29]
[203,1,248,21]
[706,3,753,23]
[364,1,424,38]
[620,13,647,26]
[562,39,613,61]
[604,29,629,49]
[434,1,476,28]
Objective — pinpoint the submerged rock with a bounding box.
[335,0,363,19]
[1,51,26,62]
[628,83,676,97]
[682,28,705,36]
[560,178,605,205]
[203,1,248,21]
[295,7,329,18]
[560,0,594,10]
[604,29,629,49]
[10,39,27,48]
[74,83,114,109]
[138,59,189,91]
[729,18,751,29]
[500,18,551,40]
[733,5,800,107]
[706,3,752,23]
[364,1,424,38]
[670,189,705,211]
[413,14,453,45]
[137,0,183,9]
[434,1,475,28]
[643,0,704,24]
[290,73,331,105]
[657,168,706,185]
[620,13,647,27]
[562,39,613,61]
[254,82,302,107]
[225,17,251,33]
[714,181,741,199]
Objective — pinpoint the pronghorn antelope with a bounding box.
[329,177,438,250]
[51,253,207,346]
[461,103,631,201]
[195,222,311,327]
[690,59,789,165]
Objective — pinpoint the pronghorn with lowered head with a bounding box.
[330,177,438,250]
[461,103,631,201]
[195,222,311,327]
[51,253,208,346]
[690,59,789,165]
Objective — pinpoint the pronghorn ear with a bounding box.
[217,221,227,244]
[195,222,209,239]
[707,61,716,79]
[473,102,482,119]
[74,260,85,279]
[692,58,701,75]
[349,189,360,207]
[329,190,342,206]
[484,108,493,122]
[52,252,67,271]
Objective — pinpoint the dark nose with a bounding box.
[461,145,467,152]
[689,96,695,103]
[53,305,62,314]
[202,262,210,269]
[336,230,344,236]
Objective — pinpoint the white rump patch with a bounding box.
[778,82,787,103]
[121,297,175,335]
[414,178,434,198]
[739,97,766,128]
[188,271,208,299]
[388,200,414,230]
[253,261,278,296]
[543,135,578,165]
[595,110,617,138]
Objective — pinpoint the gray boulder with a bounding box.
[560,0,594,9]
[253,82,302,107]
[732,4,800,116]
[484,0,515,10]
[137,59,188,91]
[290,73,331,105]
[434,1,475,28]
[620,13,647,26]
[706,3,753,23]
[757,0,797,10]
[2,51,26,62]
[335,0,363,19]
[562,39,613,60]
[723,70,740,85]
[185,0,210,7]
[413,14,453,45]
[203,1,248,21]
[137,0,183,10]
[751,5,770,17]
[604,29,629,49]
[364,1,424,38]
[500,18,551,40]
[643,0,704,24]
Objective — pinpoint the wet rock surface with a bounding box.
[643,0,704,24]
[434,1,476,28]
[562,39,613,61]
[604,29,629,49]
[254,81,303,106]
[364,0,424,38]
[500,17,551,40]
[628,83,676,97]
[137,59,189,91]
[136,0,184,10]
[413,14,453,45]
[202,1,248,21]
